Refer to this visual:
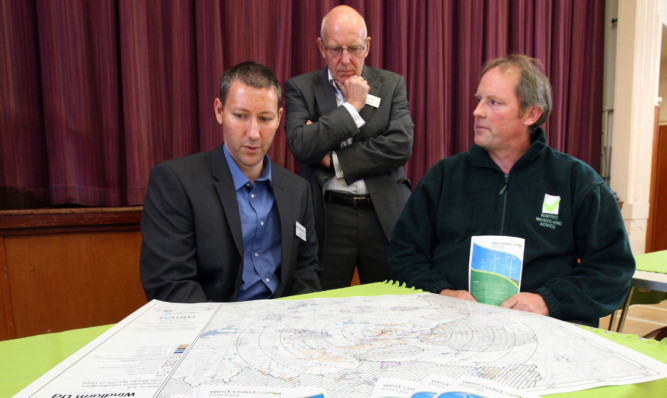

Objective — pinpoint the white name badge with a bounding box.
[365,94,381,108]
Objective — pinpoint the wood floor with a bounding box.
[601,299,667,337]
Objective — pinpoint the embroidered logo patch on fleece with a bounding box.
[542,194,561,215]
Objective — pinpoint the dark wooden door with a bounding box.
[648,124,667,252]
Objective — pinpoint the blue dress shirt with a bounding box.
[223,146,281,301]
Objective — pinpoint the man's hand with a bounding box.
[336,75,369,112]
[439,289,477,302]
[501,292,549,316]
[319,152,332,168]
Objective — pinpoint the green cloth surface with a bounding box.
[1,323,114,397]
[2,281,665,398]
[283,280,422,300]
[635,250,667,273]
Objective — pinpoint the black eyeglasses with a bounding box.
[322,43,366,57]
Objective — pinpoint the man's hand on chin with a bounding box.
[336,75,369,112]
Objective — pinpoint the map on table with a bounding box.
[16,293,667,398]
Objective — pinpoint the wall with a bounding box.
[0,207,147,340]
[608,0,662,255]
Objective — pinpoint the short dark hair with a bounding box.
[218,61,281,110]
[481,54,552,127]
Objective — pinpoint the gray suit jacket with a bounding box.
[285,66,414,242]
[140,144,321,302]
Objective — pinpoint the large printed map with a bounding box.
[16,291,667,398]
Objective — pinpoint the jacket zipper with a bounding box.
[498,175,509,233]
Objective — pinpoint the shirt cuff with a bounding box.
[342,102,366,128]
[331,152,344,179]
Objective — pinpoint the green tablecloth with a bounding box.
[635,250,667,274]
[2,281,665,397]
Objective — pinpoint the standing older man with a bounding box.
[285,5,414,290]
[389,54,634,327]
[140,62,320,302]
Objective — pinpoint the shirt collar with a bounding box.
[223,145,272,190]
[327,68,335,86]
[327,69,340,91]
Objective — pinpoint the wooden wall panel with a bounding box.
[0,207,147,340]
[0,237,14,340]
[5,231,146,337]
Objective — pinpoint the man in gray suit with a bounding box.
[140,62,321,302]
[285,5,414,289]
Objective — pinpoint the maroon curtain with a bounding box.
[0,0,604,209]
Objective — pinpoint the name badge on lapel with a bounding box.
[295,221,307,242]
[365,94,381,108]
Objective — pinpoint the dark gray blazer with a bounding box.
[140,144,321,302]
[284,66,414,242]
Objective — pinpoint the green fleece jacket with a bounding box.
[389,128,635,326]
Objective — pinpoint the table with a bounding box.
[2,282,666,398]
[611,250,667,333]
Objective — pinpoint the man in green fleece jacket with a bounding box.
[388,54,635,327]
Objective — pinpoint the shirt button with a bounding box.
[254,253,259,257]
[251,194,255,198]
[260,221,264,226]
[265,278,271,283]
